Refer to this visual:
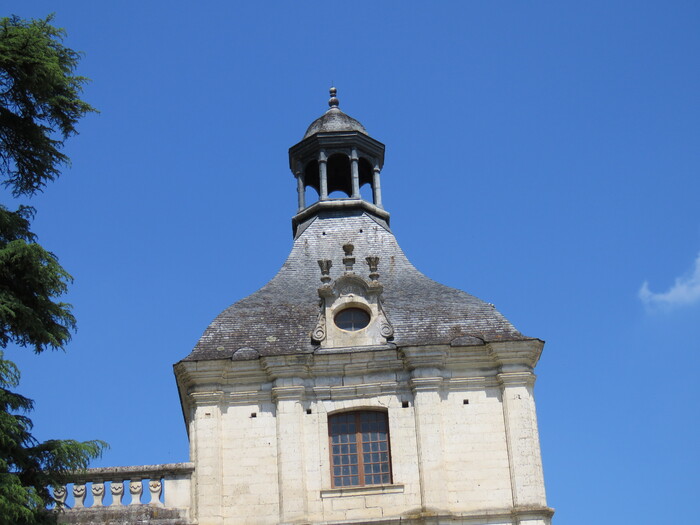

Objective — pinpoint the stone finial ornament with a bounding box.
[366,256,379,281]
[329,86,339,108]
[342,243,355,272]
[318,259,332,284]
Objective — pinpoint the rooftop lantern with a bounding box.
[288,88,388,237]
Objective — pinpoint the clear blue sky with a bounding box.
[4,2,700,523]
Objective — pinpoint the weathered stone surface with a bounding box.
[56,506,191,525]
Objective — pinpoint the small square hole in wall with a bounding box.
[463,399,469,405]
[402,401,410,408]
[250,412,257,418]
[306,409,312,415]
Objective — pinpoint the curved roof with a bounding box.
[303,107,367,139]
[184,211,530,363]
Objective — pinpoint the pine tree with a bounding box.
[0,15,106,524]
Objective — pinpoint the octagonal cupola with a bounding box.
[289,88,388,237]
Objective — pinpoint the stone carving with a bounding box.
[317,259,332,283]
[378,305,394,338]
[129,479,143,505]
[366,256,379,281]
[111,481,124,506]
[149,479,163,506]
[92,482,105,506]
[312,311,326,342]
[336,280,365,297]
[73,484,86,508]
[313,246,392,347]
[53,486,67,508]
[342,243,355,272]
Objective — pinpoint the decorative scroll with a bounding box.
[378,305,394,338]
[312,310,326,342]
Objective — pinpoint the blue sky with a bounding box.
[3,2,700,523]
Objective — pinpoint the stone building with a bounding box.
[57,89,553,525]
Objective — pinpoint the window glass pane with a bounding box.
[329,411,391,488]
[334,308,371,331]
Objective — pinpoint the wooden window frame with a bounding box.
[328,410,392,488]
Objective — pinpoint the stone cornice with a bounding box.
[487,339,544,370]
[174,341,544,425]
[271,385,306,402]
[497,370,537,388]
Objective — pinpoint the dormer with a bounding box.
[311,244,393,349]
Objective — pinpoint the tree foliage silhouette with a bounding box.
[0,15,106,524]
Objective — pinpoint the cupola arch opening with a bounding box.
[289,88,386,229]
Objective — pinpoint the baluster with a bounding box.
[73,484,86,508]
[110,480,124,506]
[148,479,163,506]
[129,479,143,505]
[53,485,67,509]
[91,482,105,507]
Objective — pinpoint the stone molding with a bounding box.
[175,339,543,411]
[62,463,195,484]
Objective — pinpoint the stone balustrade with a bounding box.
[52,463,193,513]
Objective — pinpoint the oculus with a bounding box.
[334,308,370,331]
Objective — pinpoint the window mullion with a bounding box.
[355,412,365,485]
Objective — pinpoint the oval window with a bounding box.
[334,308,370,331]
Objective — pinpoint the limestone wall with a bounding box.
[176,340,552,525]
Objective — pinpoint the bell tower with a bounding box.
[288,88,389,236]
[175,89,552,525]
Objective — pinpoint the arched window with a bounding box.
[328,410,392,487]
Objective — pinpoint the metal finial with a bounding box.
[328,87,339,108]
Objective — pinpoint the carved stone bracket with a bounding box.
[378,302,394,338]
[312,310,326,343]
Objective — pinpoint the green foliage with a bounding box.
[0,14,107,523]
[0,205,75,353]
[0,14,96,197]
[0,354,107,524]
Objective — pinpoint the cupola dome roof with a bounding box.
[302,87,367,139]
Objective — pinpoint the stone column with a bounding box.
[295,161,305,211]
[318,150,328,201]
[410,374,448,513]
[372,164,383,208]
[350,148,360,198]
[273,385,307,523]
[498,370,547,508]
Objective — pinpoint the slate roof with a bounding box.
[184,209,531,363]
[303,107,367,139]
